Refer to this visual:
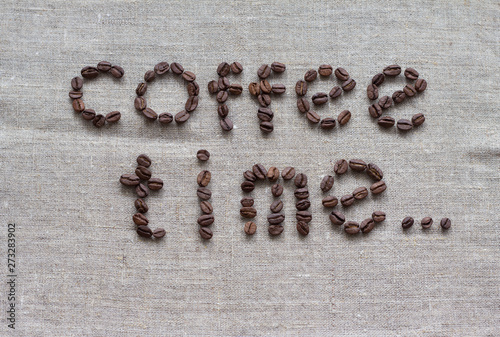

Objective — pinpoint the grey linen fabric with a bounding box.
[0,0,499,336]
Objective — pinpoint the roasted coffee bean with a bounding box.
[248,82,260,96]
[397,119,413,131]
[217,62,230,77]
[421,217,433,229]
[197,149,210,161]
[137,154,152,167]
[349,159,367,172]
[110,65,124,78]
[197,187,212,200]
[440,218,451,229]
[253,164,267,180]
[81,66,99,79]
[120,174,140,186]
[230,62,243,74]
[268,225,284,236]
[296,199,311,210]
[243,170,257,182]
[294,173,308,188]
[320,175,334,192]
[241,197,254,207]
[378,116,395,128]
[366,84,379,100]
[240,207,257,218]
[198,214,215,226]
[295,80,308,96]
[71,76,83,90]
[260,80,272,94]
[297,98,310,113]
[329,86,342,99]
[82,109,96,120]
[159,112,173,124]
[154,62,170,75]
[340,194,354,207]
[241,181,255,192]
[185,96,198,112]
[257,64,271,79]
[334,159,349,175]
[217,104,229,118]
[370,181,387,194]
[353,187,368,200]
[199,227,213,240]
[281,167,296,180]
[322,196,338,207]
[304,69,318,82]
[72,99,85,112]
[271,62,286,73]
[392,90,406,103]
[318,64,333,76]
[337,110,351,125]
[136,183,150,198]
[136,82,148,96]
[105,111,121,123]
[344,221,360,234]
[372,73,385,86]
[228,84,243,95]
[92,114,106,127]
[137,225,153,238]
[360,218,375,233]
[372,211,386,222]
[187,81,200,96]
[259,117,272,131]
[306,111,321,124]
[342,78,356,91]
[144,70,156,82]
[415,78,427,92]
[200,201,213,214]
[135,198,149,213]
[368,103,382,118]
[134,96,147,111]
[334,67,350,81]
[152,228,166,238]
[267,167,280,182]
[208,80,219,94]
[271,84,286,94]
[244,221,257,235]
[220,118,233,131]
[257,107,274,122]
[297,221,309,235]
[403,84,417,97]
[312,92,328,105]
[69,91,83,99]
[404,67,419,80]
[270,200,283,213]
[174,110,190,124]
[411,113,425,127]
[218,77,230,91]
[329,211,345,226]
[148,178,163,191]
[294,187,309,199]
[268,213,285,225]
[367,163,383,181]
[378,96,393,109]
[296,211,312,223]
[142,108,158,121]
[320,118,336,129]
[133,213,149,226]
[170,62,184,75]
[402,216,414,229]
[257,94,271,107]
[383,65,401,76]
[135,166,152,180]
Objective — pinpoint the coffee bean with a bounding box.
[306,111,321,124]
[228,84,243,95]
[243,170,257,182]
[136,183,150,198]
[187,81,200,96]
[244,221,257,235]
[404,67,419,80]
[200,201,213,214]
[260,79,272,94]
[296,199,311,210]
[378,96,393,109]
[270,200,283,213]
[135,198,149,213]
[268,213,285,225]
[148,178,163,191]
[329,211,345,226]
[383,65,401,76]
[271,84,286,94]
[353,187,368,200]
[217,104,229,118]
[82,109,96,120]
[344,221,360,234]
[97,61,112,72]
[217,62,230,77]
[241,181,255,192]
[349,159,367,172]
[322,196,338,207]
[152,228,166,238]
[411,113,425,127]
[368,103,382,118]
[370,181,387,194]
[208,80,219,94]
[297,221,309,235]
[218,77,230,91]
[268,225,284,236]
[72,99,85,112]
[402,216,414,229]
[120,174,140,186]
[158,112,173,124]
[372,73,385,86]
[403,84,417,97]
[421,217,433,229]
[142,108,158,121]
[197,149,210,161]
[81,66,99,79]
[198,214,215,226]
[296,211,312,223]
[220,118,233,131]
[71,76,83,90]
[253,164,267,180]
[133,213,149,226]
[240,207,257,218]
[241,197,254,207]
[415,79,427,92]
[258,94,271,107]
[174,110,190,124]
[271,62,286,73]
[136,82,147,96]
[170,62,184,75]
[295,80,308,96]
[154,62,170,75]
[440,218,451,229]
[105,111,121,123]
[318,64,333,76]
[199,227,213,240]
[294,173,308,188]
[372,211,386,222]
[340,194,354,207]
[334,67,350,81]
[134,96,147,111]
[110,65,124,78]
[320,118,336,129]
[267,167,280,182]
[92,114,105,127]
[367,163,383,181]
[135,166,152,180]
[397,119,413,131]
[197,187,212,200]
[304,69,318,82]
[230,62,243,74]
[329,86,342,99]
[297,98,310,113]
[337,110,351,125]
[281,167,296,180]
[342,78,356,91]
[257,107,274,122]
[137,225,153,238]
[69,91,83,99]
[144,70,156,82]
[294,188,309,199]
[257,64,271,79]
[185,96,198,112]
[378,116,395,128]
[334,159,348,175]
[392,90,406,104]
[248,82,261,96]
[320,175,334,192]
[137,155,152,168]
[367,84,379,100]
[312,92,328,105]
[360,218,375,233]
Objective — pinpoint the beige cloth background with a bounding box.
[1,0,499,336]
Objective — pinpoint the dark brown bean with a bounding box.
[200,201,214,214]
[421,217,433,229]
[404,67,419,80]
[110,65,124,78]
[268,225,284,236]
[267,167,280,182]
[243,170,257,182]
[158,112,173,124]
[257,107,273,122]
[230,62,243,74]
[248,82,260,96]
[367,163,384,181]
[252,164,267,180]
[187,81,200,96]
[185,96,198,112]
[402,216,414,229]
[240,197,254,208]
[271,62,286,73]
[392,90,406,104]
[241,181,255,192]
[134,96,147,111]
[244,221,257,235]
[281,167,296,180]
[69,91,83,99]
[353,187,368,200]
[312,92,328,105]
[322,196,338,207]
[304,69,318,82]
[306,111,321,124]
[370,181,387,194]
[72,99,85,112]
[217,62,230,77]
[142,108,158,121]
[294,173,308,188]
[344,221,360,234]
[415,79,427,92]
[411,113,425,127]
[133,213,149,226]
[296,211,312,223]
[334,67,350,81]
[271,83,286,94]
[297,98,310,113]
[296,221,309,235]
[378,96,393,109]
[403,84,417,97]
[197,170,211,187]
[197,149,210,161]
[349,159,367,172]
[368,103,382,118]
[367,84,379,100]
[82,109,96,120]
[257,94,271,107]
[198,214,215,226]
[337,110,351,125]
[397,119,413,131]
[136,82,147,96]
[199,227,213,240]
[320,118,336,129]
[260,80,272,94]
[329,86,342,99]
[120,174,140,186]
[260,119,273,132]
[144,70,155,82]
[217,104,229,118]
[372,73,385,86]
[334,159,349,175]
[329,211,345,226]
[257,64,271,79]
[105,111,121,123]
[320,175,334,192]
[218,77,230,91]
[240,207,257,218]
[220,118,233,131]
[440,218,451,229]
[208,80,219,94]
[137,154,152,168]
[137,225,153,238]
[147,178,163,191]
[197,187,212,200]
[92,114,105,127]
[154,62,170,75]
[383,65,401,76]
[152,228,166,238]
[296,199,311,210]
[342,78,356,91]
[228,84,243,95]
[136,183,150,198]
[295,80,308,96]
[270,200,283,213]
[318,64,333,76]
[268,213,285,225]
[135,198,149,213]
[294,187,309,199]
[135,166,152,180]
[170,62,184,75]
[81,66,99,79]
[360,218,375,233]
[372,211,386,222]
[340,194,354,207]
[174,110,190,124]
[378,116,395,128]
[71,76,83,90]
